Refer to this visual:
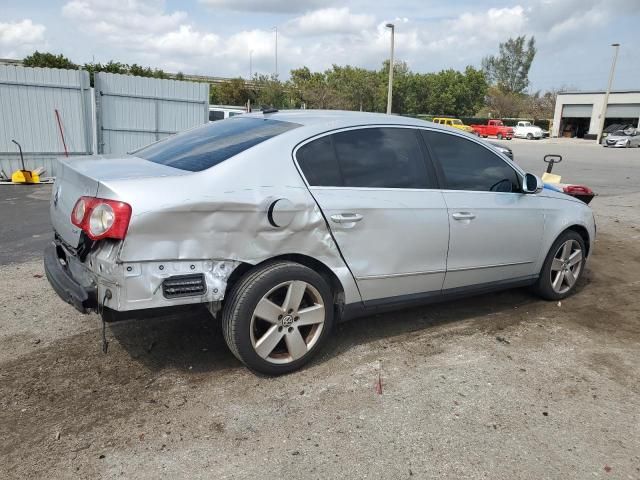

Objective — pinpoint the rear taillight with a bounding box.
[563,185,593,195]
[71,196,132,240]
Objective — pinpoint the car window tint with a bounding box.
[134,117,300,172]
[333,128,429,188]
[297,135,343,187]
[422,130,520,192]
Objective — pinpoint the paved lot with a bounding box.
[0,141,639,479]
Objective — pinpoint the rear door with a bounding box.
[295,126,450,303]
[421,129,545,290]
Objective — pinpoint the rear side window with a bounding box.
[134,117,299,172]
[297,135,342,187]
[297,127,430,189]
[422,131,520,192]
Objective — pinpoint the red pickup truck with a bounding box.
[471,120,513,140]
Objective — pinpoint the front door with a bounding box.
[421,129,545,290]
[295,126,450,302]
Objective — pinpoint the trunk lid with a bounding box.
[51,154,189,247]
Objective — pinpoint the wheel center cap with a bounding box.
[281,315,294,327]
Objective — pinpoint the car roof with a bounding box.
[243,109,447,131]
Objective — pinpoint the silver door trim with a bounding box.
[356,269,446,280]
[447,260,532,273]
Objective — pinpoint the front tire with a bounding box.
[533,230,586,300]
[221,261,334,375]
[526,133,534,140]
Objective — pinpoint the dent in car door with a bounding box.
[422,130,545,289]
[295,127,450,302]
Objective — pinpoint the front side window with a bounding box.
[422,131,520,192]
[134,117,300,172]
[297,127,430,189]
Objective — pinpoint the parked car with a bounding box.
[209,105,245,121]
[471,120,513,140]
[45,111,595,375]
[487,141,513,160]
[431,117,475,134]
[603,129,640,148]
[514,121,543,140]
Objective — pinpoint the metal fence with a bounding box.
[0,65,93,178]
[0,66,209,178]
[95,72,209,155]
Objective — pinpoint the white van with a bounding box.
[209,105,246,122]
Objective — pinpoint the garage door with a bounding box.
[606,104,640,118]
[562,104,593,117]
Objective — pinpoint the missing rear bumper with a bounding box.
[44,244,97,313]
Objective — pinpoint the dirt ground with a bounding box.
[1,191,639,479]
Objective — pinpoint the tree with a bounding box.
[23,51,77,70]
[253,74,287,108]
[216,77,252,106]
[482,36,536,94]
[526,90,559,120]
[288,67,337,109]
[482,86,524,118]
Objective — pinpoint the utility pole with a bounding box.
[249,49,253,80]
[596,43,620,144]
[273,27,278,78]
[385,23,395,115]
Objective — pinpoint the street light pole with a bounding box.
[273,27,278,78]
[596,43,620,144]
[385,23,395,115]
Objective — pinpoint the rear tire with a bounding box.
[221,261,334,375]
[533,230,586,301]
[526,133,534,140]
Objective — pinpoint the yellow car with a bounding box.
[432,117,474,133]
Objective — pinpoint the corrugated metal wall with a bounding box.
[95,72,209,155]
[0,65,92,178]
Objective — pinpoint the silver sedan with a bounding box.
[45,110,596,375]
[603,129,640,147]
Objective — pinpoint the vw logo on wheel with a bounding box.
[281,315,294,327]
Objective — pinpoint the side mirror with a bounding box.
[523,173,543,194]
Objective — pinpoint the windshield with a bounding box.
[134,117,300,172]
[451,119,462,125]
[612,130,627,136]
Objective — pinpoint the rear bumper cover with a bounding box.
[44,244,97,313]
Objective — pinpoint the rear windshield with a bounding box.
[133,117,300,172]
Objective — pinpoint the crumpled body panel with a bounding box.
[93,136,362,310]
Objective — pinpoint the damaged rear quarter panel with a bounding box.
[96,135,361,305]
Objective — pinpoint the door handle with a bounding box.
[452,212,476,221]
[330,213,363,224]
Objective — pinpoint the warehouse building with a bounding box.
[552,90,640,139]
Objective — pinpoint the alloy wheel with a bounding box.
[250,280,325,364]
[550,239,583,294]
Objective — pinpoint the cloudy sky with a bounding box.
[1,0,639,92]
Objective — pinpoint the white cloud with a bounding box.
[0,19,47,57]
[41,0,638,91]
[63,0,187,39]
[285,8,375,36]
[199,0,332,13]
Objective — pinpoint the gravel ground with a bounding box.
[0,143,639,479]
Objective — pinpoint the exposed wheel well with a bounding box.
[566,225,590,256]
[224,254,345,305]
